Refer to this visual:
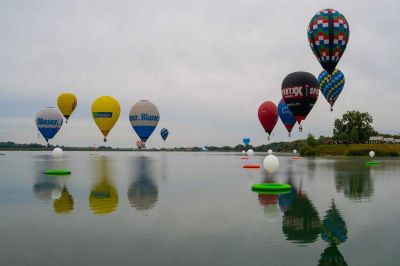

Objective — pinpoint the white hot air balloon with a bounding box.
[35,107,63,146]
[247,149,254,157]
[129,100,160,143]
[263,155,280,173]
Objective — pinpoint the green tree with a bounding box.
[333,111,377,143]
[306,134,317,148]
[350,127,359,144]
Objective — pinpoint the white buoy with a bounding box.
[52,147,63,158]
[247,149,254,157]
[263,155,280,173]
[242,150,246,154]
[369,151,375,158]
[293,149,297,154]
[51,188,62,200]
[267,149,273,155]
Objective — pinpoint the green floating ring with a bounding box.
[365,161,380,166]
[251,183,292,193]
[44,169,71,175]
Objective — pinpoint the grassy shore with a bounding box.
[316,144,400,156]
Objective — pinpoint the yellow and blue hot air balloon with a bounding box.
[35,107,63,146]
[91,96,120,142]
[318,69,345,111]
[57,92,77,123]
[160,128,169,142]
[129,100,159,143]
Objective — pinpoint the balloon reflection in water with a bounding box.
[89,157,118,215]
[282,191,321,244]
[53,188,74,214]
[318,245,348,266]
[128,156,158,211]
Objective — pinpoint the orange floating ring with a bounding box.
[243,164,260,169]
[240,157,249,160]
[291,157,301,160]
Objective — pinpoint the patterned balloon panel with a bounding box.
[160,128,169,141]
[318,69,345,110]
[278,99,297,135]
[307,9,350,74]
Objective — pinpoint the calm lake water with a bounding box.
[0,151,400,266]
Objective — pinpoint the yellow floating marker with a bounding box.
[57,93,77,123]
[91,96,120,142]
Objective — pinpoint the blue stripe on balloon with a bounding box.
[38,127,60,140]
[133,126,156,142]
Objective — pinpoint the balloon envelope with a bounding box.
[243,138,251,146]
[35,107,63,144]
[278,99,297,136]
[160,128,169,141]
[57,92,77,122]
[318,69,345,110]
[129,100,160,142]
[258,101,278,137]
[91,96,121,142]
[281,72,319,125]
[307,9,350,75]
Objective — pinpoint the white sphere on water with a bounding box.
[369,151,375,158]
[267,149,273,155]
[52,147,63,157]
[263,155,280,174]
[247,149,254,157]
[51,188,62,200]
[242,150,246,154]
[293,149,297,154]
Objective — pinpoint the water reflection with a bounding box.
[318,199,348,265]
[334,160,374,200]
[128,156,158,212]
[33,155,74,214]
[282,190,321,244]
[89,156,118,215]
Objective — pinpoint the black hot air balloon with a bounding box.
[307,9,350,75]
[281,72,319,131]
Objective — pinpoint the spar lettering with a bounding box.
[37,118,59,125]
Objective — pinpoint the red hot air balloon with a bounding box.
[281,72,319,132]
[258,101,278,140]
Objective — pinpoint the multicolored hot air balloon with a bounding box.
[307,9,350,75]
[91,96,120,142]
[318,69,345,111]
[35,107,63,146]
[57,92,77,123]
[160,128,169,142]
[281,72,319,131]
[278,99,297,137]
[129,100,159,143]
[258,101,278,140]
[243,137,250,146]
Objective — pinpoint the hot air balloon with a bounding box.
[35,107,63,146]
[57,92,77,123]
[160,128,169,142]
[129,100,159,143]
[278,99,297,137]
[307,9,350,75]
[318,69,345,111]
[281,72,319,131]
[243,137,251,146]
[258,101,278,140]
[136,140,146,150]
[91,96,120,142]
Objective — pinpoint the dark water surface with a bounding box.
[1,151,399,266]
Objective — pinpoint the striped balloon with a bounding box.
[318,69,345,111]
[160,128,169,142]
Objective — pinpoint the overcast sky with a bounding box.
[0,0,399,148]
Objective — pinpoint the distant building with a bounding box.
[369,136,383,144]
[383,138,394,144]
[395,139,400,144]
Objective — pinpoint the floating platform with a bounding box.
[243,164,260,169]
[252,183,292,193]
[291,157,301,160]
[44,169,71,175]
[365,161,380,166]
[240,157,249,160]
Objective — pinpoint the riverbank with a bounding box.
[315,144,400,156]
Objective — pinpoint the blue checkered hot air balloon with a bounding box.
[318,69,345,111]
[160,128,169,142]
